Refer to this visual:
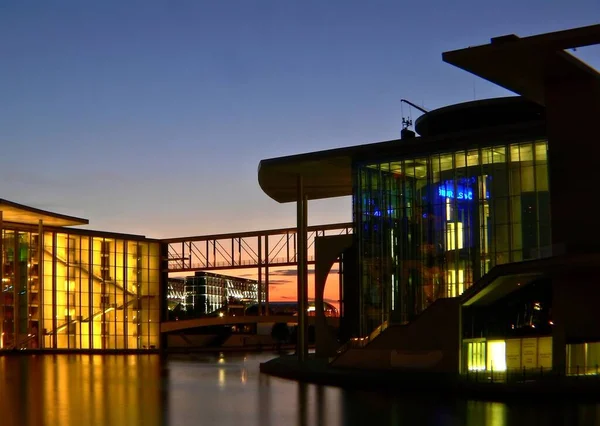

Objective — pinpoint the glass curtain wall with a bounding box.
[184,274,259,317]
[354,140,550,335]
[1,228,160,351]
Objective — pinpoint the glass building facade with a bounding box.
[0,226,161,350]
[184,272,260,316]
[354,140,551,335]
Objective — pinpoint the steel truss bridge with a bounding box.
[162,222,353,315]
[164,222,353,272]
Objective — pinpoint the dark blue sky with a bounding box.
[1,1,599,237]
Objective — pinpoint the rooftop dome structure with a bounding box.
[414,96,545,137]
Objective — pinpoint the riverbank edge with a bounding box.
[0,344,294,356]
[0,349,160,356]
[167,343,296,354]
[260,355,600,402]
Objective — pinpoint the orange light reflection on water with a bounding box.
[0,355,163,426]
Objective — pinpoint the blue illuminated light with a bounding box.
[373,208,394,217]
[437,179,490,200]
[438,185,473,200]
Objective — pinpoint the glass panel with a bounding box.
[518,143,534,162]
[467,341,486,371]
[535,141,547,163]
[42,232,54,349]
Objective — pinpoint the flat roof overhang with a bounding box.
[258,150,353,203]
[257,137,431,203]
[442,24,600,105]
[0,199,88,227]
[258,121,545,204]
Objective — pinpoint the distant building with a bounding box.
[167,272,260,317]
[167,277,186,310]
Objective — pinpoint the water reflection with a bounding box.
[0,355,163,426]
[1,353,600,426]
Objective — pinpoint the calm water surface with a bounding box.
[0,353,599,426]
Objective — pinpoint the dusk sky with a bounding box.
[1,1,599,307]
[2,2,599,239]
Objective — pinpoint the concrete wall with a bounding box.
[546,77,600,255]
[332,298,460,373]
[552,267,600,372]
[331,348,394,370]
[340,245,360,342]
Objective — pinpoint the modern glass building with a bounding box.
[0,199,161,351]
[183,272,260,316]
[355,106,551,333]
[167,277,186,310]
[257,24,600,376]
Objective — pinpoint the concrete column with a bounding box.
[296,175,308,362]
[314,234,352,358]
[265,236,269,316]
[258,236,262,316]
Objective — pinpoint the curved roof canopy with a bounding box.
[258,139,414,203]
[0,199,88,227]
[258,150,353,204]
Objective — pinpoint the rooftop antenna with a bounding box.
[400,99,429,139]
[401,99,429,114]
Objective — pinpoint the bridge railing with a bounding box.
[168,255,317,270]
[164,222,353,273]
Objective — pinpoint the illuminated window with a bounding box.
[446,270,465,297]
[487,340,507,372]
[567,342,600,375]
[446,222,464,251]
[467,341,486,371]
